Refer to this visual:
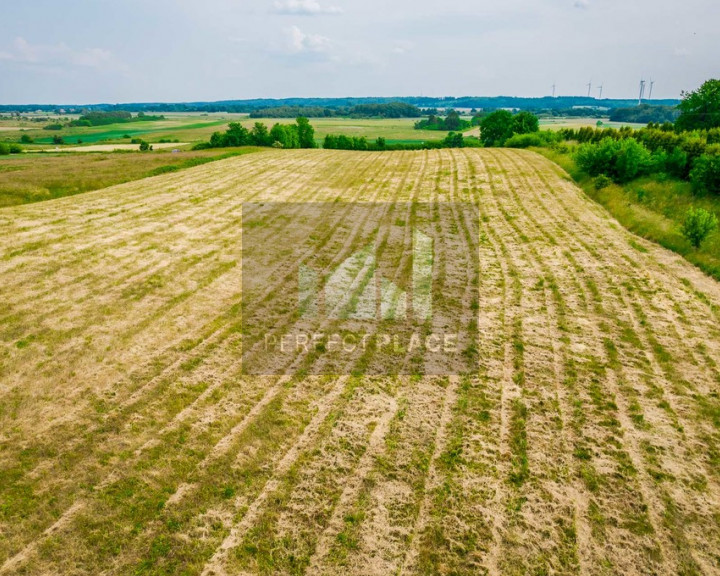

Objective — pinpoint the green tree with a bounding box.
[139,140,152,151]
[681,207,718,248]
[444,110,462,131]
[295,117,317,148]
[690,153,720,195]
[676,79,720,131]
[250,122,272,146]
[511,111,539,135]
[270,123,299,148]
[336,135,353,149]
[352,136,369,150]
[20,134,33,144]
[442,132,465,148]
[323,134,338,149]
[480,110,514,146]
[223,123,252,147]
[52,135,64,145]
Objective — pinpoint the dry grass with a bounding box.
[0,147,263,207]
[1,149,720,575]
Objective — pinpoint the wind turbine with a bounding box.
[587,80,592,98]
[638,79,646,104]
[648,79,655,100]
[597,84,603,99]
[552,83,556,98]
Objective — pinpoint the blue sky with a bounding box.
[0,0,717,103]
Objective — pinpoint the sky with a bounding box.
[0,0,717,104]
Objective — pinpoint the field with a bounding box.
[236,117,452,143]
[0,147,263,207]
[0,114,452,149]
[56,143,189,152]
[0,114,233,147]
[539,117,647,131]
[2,148,720,575]
[0,114,645,155]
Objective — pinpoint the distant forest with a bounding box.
[68,111,165,127]
[0,96,680,115]
[248,102,422,119]
[609,104,680,124]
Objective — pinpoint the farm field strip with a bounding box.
[0,150,422,572]
[487,149,720,573]
[1,148,720,575]
[0,150,400,529]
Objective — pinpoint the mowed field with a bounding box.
[2,149,720,575]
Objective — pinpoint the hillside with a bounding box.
[1,149,719,575]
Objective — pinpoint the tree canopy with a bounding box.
[479,110,515,147]
[676,79,720,131]
[199,117,317,150]
[414,110,471,131]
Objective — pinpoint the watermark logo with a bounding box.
[241,202,478,376]
[297,228,432,322]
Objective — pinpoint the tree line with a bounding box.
[322,131,478,151]
[69,111,165,127]
[249,102,422,119]
[194,117,317,150]
[609,104,679,124]
[414,110,476,131]
[0,96,681,115]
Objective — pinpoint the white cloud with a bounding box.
[392,40,414,55]
[573,0,590,8]
[0,37,116,69]
[273,0,342,16]
[285,25,332,53]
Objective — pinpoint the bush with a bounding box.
[615,138,653,182]
[0,143,9,155]
[442,132,465,148]
[690,154,720,195]
[511,111,539,135]
[20,134,34,144]
[52,135,65,145]
[576,138,621,176]
[138,140,152,152]
[594,174,613,190]
[575,137,652,182]
[505,133,543,148]
[681,207,718,248]
[663,147,689,179]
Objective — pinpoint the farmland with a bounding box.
[0,114,450,149]
[0,147,263,207]
[1,148,720,575]
[0,113,642,153]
